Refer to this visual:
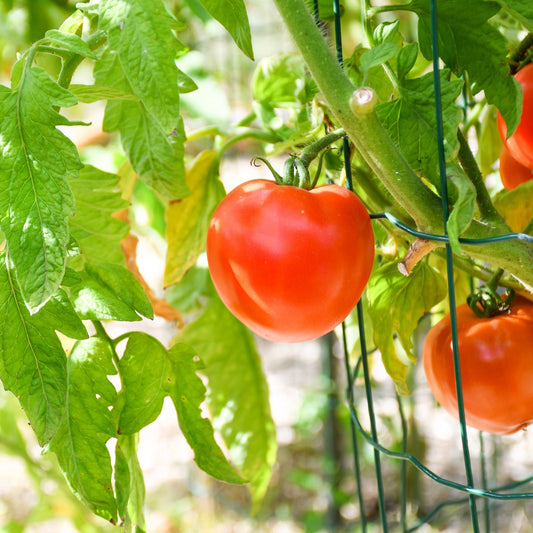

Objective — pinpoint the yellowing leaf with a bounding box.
[494,180,533,232]
[367,261,446,394]
[164,150,225,287]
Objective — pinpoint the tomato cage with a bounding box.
[316,1,533,531]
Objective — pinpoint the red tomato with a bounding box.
[423,297,533,435]
[206,179,375,342]
[499,145,533,190]
[497,63,533,168]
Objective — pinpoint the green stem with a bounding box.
[509,32,533,72]
[57,30,107,89]
[272,0,442,231]
[273,0,533,289]
[456,129,502,222]
[300,128,346,168]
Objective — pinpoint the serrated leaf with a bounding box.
[177,293,277,509]
[494,180,533,232]
[164,151,225,287]
[68,264,153,321]
[360,42,399,73]
[95,51,188,200]
[117,332,244,484]
[48,337,118,522]
[367,262,447,393]
[446,164,476,254]
[196,0,254,59]
[0,68,81,312]
[410,0,522,135]
[92,0,189,199]
[97,0,185,131]
[115,434,146,532]
[0,255,77,445]
[45,29,97,59]
[69,84,140,103]
[69,165,129,265]
[376,69,462,189]
[167,343,245,484]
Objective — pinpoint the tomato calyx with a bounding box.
[466,269,516,318]
[253,128,346,190]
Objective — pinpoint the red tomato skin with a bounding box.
[423,297,533,435]
[499,145,533,190]
[206,179,375,342]
[497,63,533,168]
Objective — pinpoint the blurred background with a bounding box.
[1,1,533,532]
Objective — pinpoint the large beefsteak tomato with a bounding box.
[423,297,533,435]
[206,179,375,342]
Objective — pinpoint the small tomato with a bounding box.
[497,63,533,168]
[206,179,375,342]
[423,297,533,435]
[499,145,533,190]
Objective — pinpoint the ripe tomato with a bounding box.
[499,145,533,190]
[497,62,533,168]
[423,297,533,435]
[206,179,374,342]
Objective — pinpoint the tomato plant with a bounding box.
[206,179,375,342]
[497,63,533,169]
[423,297,533,435]
[499,145,533,190]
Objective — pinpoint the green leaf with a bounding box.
[252,54,318,107]
[0,67,81,312]
[397,42,419,80]
[39,289,89,341]
[69,165,129,265]
[117,333,168,432]
[177,293,277,509]
[376,69,463,189]
[494,179,533,232]
[360,42,399,73]
[92,0,189,199]
[501,0,533,22]
[45,29,97,59]
[48,337,118,522]
[0,254,86,445]
[167,343,245,484]
[478,106,503,177]
[410,0,522,135]
[446,164,476,254]
[117,332,244,484]
[196,0,254,59]
[67,264,153,321]
[164,151,225,287]
[373,20,400,44]
[115,434,146,532]
[367,262,447,394]
[69,84,141,103]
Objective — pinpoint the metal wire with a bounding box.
[323,0,533,531]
